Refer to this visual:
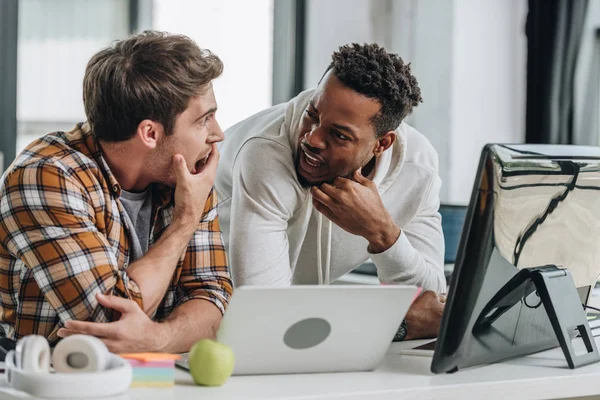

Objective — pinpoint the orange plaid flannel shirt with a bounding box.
[0,123,232,344]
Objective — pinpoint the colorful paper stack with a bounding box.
[119,353,182,388]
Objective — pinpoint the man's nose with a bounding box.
[304,127,326,150]
[210,122,225,143]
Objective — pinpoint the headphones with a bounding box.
[4,334,132,398]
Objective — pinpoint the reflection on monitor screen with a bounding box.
[432,144,600,373]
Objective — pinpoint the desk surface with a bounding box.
[128,338,600,400]
[2,338,600,400]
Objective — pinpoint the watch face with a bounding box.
[393,321,407,342]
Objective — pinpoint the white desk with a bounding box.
[2,338,600,400]
[127,338,600,400]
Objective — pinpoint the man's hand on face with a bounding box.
[57,293,167,354]
[173,143,220,225]
[404,290,446,341]
[311,169,401,253]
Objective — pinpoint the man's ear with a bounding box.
[373,131,396,156]
[136,119,164,149]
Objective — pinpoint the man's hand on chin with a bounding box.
[310,169,400,254]
[404,290,447,341]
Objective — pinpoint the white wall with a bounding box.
[387,0,455,203]
[449,0,527,203]
[304,0,377,87]
[17,0,129,123]
[17,0,129,153]
[154,0,274,132]
[16,0,274,155]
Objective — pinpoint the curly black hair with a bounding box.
[325,43,423,137]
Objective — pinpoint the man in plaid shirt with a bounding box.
[0,31,232,353]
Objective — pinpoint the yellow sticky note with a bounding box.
[119,352,182,362]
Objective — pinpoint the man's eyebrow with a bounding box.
[194,107,218,122]
[309,100,356,138]
[332,123,357,138]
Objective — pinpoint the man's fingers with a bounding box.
[56,328,80,338]
[353,168,369,184]
[311,186,335,208]
[332,176,352,190]
[56,327,114,341]
[318,183,341,200]
[312,198,335,220]
[173,154,190,182]
[196,143,220,177]
[61,320,118,339]
[96,293,138,314]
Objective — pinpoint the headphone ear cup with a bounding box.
[14,336,26,369]
[52,335,109,373]
[16,335,51,373]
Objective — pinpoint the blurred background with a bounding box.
[0,0,598,208]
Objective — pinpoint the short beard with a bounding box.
[294,155,352,189]
[146,137,178,187]
[295,156,317,188]
[297,173,315,188]
[294,154,377,189]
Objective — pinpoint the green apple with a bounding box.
[188,339,235,386]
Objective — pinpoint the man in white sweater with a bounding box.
[215,43,446,340]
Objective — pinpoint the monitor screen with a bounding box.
[439,205,467,265]
[431,144,600,373]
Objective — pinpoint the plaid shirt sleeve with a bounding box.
[175,188,232,314]
[0,162,143,326]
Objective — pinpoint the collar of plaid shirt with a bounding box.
[80,123,173,208]
[0,123,232,344]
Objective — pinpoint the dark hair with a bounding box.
[326,43,422,137]
[83,30,223,142]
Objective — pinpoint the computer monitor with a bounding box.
[431,144,600,373]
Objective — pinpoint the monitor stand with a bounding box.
[473,265,600,369]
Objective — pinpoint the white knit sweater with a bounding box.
[215,89,446,291]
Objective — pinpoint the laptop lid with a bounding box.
[207,285,418,375]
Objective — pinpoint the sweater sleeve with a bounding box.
[370,169,446,292]
[228,138,306,286]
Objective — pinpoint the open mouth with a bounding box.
[192,150,211,174]
[299,143,327,175]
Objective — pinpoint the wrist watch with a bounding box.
[393,319,408,342]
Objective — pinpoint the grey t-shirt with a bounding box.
[120,188,153,262]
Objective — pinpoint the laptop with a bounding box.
[176,285,418,375]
